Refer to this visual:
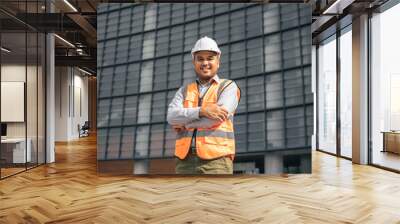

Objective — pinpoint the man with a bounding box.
[167,36,240,174]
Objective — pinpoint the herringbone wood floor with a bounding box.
[0,135,400,224]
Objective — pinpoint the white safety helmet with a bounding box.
[191,36,221,58]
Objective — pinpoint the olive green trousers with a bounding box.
[175,153,233,174]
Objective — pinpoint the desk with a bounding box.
[1,138,31,163]
[381,131,400,154]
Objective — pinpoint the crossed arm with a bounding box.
[166,82,239,130]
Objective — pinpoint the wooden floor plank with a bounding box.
[0,135,399,223]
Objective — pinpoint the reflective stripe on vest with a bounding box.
[177,130,234,140]
[175,79,239,160]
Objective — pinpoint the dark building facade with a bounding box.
[97,3,313,174]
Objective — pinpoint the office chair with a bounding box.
[79,121,90,138]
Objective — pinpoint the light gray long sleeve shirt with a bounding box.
[167,75,239,129]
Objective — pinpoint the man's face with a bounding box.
[192,51,220,81]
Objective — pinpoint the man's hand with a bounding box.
[172,125,185,133]
[199,104,229,122]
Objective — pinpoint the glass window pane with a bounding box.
[247,38,264,75]
[234,114,247,153]
[264,34,281,72]
[106,11,119,39]
[123,96,138,125]
[304,67,313,104]
[340,28,352,158]
[214,14,229,44]
[128,35,142,62]
[98,99,110,128]
[137,94,152,124]
[286,107,305,148]
[371,5,400,170]
[299,4,311,26]
[199,18,213,37]
[157,3,170,28]
[135,126,150,158]
[171,4,184,25]
[153,58,168,91]
[248,112,265,151]
[144,4,157,31]
[112,65,127,96]
[126,63,140,94]
[152,92,166,122]
[183,53,196,85]
[230,10,245,42]
[306,105,313,147]
[230,41,246,79]
[150,124,165,158]
[168,55,182,89]
[106,128,122,160]
[266,110,285,150]
[99,67,113,97]
[132,5,144,33]
[235,79,247,113]
[246,6,262,38]
[284,69,303,106]
[170,25,184,54]
[164,124,176,157]
[156,29,169,57]
[97,129,107,160]
[140,61,153,92]
[184,21,198,52]
[102,40,117,66]
[109,97,124,126]
[301,26,312,65]
[247,76,265,111]
[199,3,213,18]
[263,4,280,34]
[142,32,155,59]
[265,73,283,109]
[218,45,229,77]
[120,127,135,159]
[282,29,301,69]
[317,36,337,154]
[184,3,199,22]
[118,7,132,36]
[215,3,229,14]
[280,4,299,30]
[98,15,107,41]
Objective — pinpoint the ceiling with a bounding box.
[0,0,100,74]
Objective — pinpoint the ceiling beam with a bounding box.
[55,55,96,68]
[322,0,356,15]
[66,13,97,47]
[51,0,97,47]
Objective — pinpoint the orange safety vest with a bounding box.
[175,79,240,160]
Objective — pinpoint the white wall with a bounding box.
[1,65,26,136]
[1,65,36,138]
[71,72,89,138]
[1,63,46,163]
[55,67,68,141]
[55,67,89,141]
